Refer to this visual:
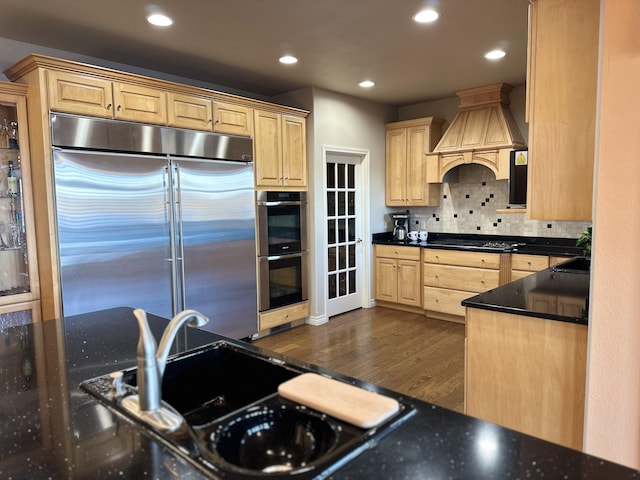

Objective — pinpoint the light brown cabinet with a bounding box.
[423,249,503,322]
[48,70,168,124]
[167,93,253,136]
[526,0,600,220]
[374,245,421,308]
[465,307,587,450]
[254,110,307,189]
[385,117,443,207]
[511,254,570,281]
[0,82,40,320]
[259,300,309,331]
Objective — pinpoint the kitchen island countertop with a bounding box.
[0,307,633,478]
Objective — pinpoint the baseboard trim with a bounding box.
[306,314,328,326]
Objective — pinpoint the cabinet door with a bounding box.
[281,115,307,188]
[374,257,397,302]
[406,126,428,205]
[557,296,586,318]
[213,102,253,137]
[385,128,407,206]
[397,260,421,307]
[254,110,283,187]
[527,0,599,220]
[47,70,114,118]
[0,87,40,308]
[167,93,213,131]
[112,82,167,125]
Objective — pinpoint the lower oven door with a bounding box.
[258,252,308,312]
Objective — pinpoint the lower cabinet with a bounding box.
[423,249,503,322]
[259,301,309,331]
[511,254,568,280]
[374,245,421,308]
[465,307,587,450]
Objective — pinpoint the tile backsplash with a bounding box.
[403,164,591,239]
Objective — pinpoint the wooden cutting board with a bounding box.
[278,373,400,429]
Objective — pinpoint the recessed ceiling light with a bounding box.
[359,80,375,88]
[279,55,298,65]
[147,13,173,27]
[485,49,506,60]
[413,9,439,23]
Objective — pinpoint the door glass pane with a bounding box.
[338,192,345,216]
[328,274,336,299]
[339,271,347,296]
[328,247,336,272]
[337,164,345,188]
[349,270,356,294]
[327,191,336,217]
[348,164,355,189]
[327,219,335,244]
[338,219,346,243]
[348,218,355,242]
[348,191,355,215]
[348,245,355,268]
[339,245,346,269]
[327,163,335,188]
[0,101,30,299]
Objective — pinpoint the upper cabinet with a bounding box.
[167,92,254,137]
[0,82,40,319]
[526,0,600,221]
[385,117,443,207]
[254,110,307,190]
[48,70,168,124]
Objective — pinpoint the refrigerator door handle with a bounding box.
[174,163,188,310]
[166,164,180,315]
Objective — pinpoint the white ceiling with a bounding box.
[0,0,530,106]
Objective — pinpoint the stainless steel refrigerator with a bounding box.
[50,113,258,339]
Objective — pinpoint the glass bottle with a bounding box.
[7,160,18,196]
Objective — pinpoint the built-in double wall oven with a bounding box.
[256,191,308,312]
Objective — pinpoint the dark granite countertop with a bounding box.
[462,263,590,325]
[373,232,583,256]
[1,307,633,478]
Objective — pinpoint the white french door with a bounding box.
[325,151,365,317]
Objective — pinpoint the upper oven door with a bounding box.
[257,194,307,256]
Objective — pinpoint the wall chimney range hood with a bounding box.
[426,83,526,184]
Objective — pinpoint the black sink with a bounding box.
[551,256,591,274]
[81,340,416,479]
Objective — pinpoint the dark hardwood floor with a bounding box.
[254,306,465,413]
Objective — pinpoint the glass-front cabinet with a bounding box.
[0,82,39,324]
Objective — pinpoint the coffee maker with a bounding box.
[391,211,410,241]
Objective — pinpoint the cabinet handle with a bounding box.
[106,103,112,110]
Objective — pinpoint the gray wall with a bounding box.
[276,87,397,324]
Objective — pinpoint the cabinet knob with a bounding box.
[208,118,213,123]
[117,105,122,111]
[215,119,220,124]
[106,103,112,110]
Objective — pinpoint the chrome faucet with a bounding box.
[121,308,209,432]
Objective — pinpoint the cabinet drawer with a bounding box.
[511,254,549,272]
[259,301,309,330]
[424,264,499,293]
[511,270,534,281]
[423,286,472,317]
[423,249,501,269]
[375,244,421,261]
